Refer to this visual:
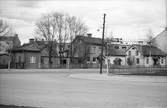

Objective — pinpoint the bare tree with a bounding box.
[35,13,58,68]
[35,11,89,68]
[105,30,115,43]
[146,29,157,46]
[0,18,13,39]
[66,15,89,63]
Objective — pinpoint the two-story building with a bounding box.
[125,44,166,67]
[72,34,106,68]
[0,34,21,68]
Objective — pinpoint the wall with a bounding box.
[25,52,41,69]
[125,46,144,66]
[13,35,21,48]
[0,54,9,65]
[155,28,167,66]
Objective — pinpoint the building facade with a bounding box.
[11,39,46,69]
[154,27,167,66]
[0,34,21,68]
[72,34,106,68]
[125,44,166,67]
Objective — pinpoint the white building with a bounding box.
[125,44,166,67]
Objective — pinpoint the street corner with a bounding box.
[68,73,167,83]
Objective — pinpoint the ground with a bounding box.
[0,69,167,108]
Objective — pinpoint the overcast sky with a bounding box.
[0,0,166,44]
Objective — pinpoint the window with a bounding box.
[146,58,149,64]
[128,51,131,56]
[161,59,163,64]
[93,47,96,53]
[87,57,90,63]
[78,59,81,63]
[93,57,96,63]
[115,45,119,49]
[136,58,140,64]
[122,47,126,51]
[136,51,138,56]
[30,56,36,63]
[67,45,70,49]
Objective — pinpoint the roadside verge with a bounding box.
[68,73,167,83]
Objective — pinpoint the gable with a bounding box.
[126,44,166,56]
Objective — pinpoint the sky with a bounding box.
[0,0,166,44]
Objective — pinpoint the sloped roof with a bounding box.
[0,36,16,41]
[129,45,166,56]
[107,49,126,56]
[114,58,122,62]
[77,36,102,46]
[12,41,46,52]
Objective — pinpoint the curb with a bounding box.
[68,73,167,83]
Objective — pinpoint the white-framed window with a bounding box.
[93,47,96,53]
[30,56,36,63]
[93,57,96,63]
[87,57,90,63]
[115,45,119,49]
[128,51,131,56]
[146,58,149,64]
[136,58,140,64]
[136,51,138,56]
[161,59,163,64]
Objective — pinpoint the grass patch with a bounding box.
[0,104,42,108]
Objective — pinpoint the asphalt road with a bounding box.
[0,69,167,108]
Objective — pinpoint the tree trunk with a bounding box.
[49,43,52,68]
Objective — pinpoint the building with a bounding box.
[11,39,47,69]
[72,34,105,68]
[11,38,71,69]
[106,49,126,66]
[154,27,167,65]
[125,44,166,67]
[0,34,21,68]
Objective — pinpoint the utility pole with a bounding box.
[100,13,106,74]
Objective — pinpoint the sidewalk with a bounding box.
[69,73,167,83]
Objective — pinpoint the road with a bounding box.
[0,69,167,108]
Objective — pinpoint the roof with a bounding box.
[12,41,46,52]
[127,44,166,56]
[114,58,122,62]
[76,36,102,46]
[0,36,16,41]
[107,49,126,56]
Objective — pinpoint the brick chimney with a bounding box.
[87,33,92,37]
[29,38,34,44]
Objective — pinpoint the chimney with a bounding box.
[165,27,167,31]
[15,34,18,37]
[29,38,34,44]
[87,33,92,37]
